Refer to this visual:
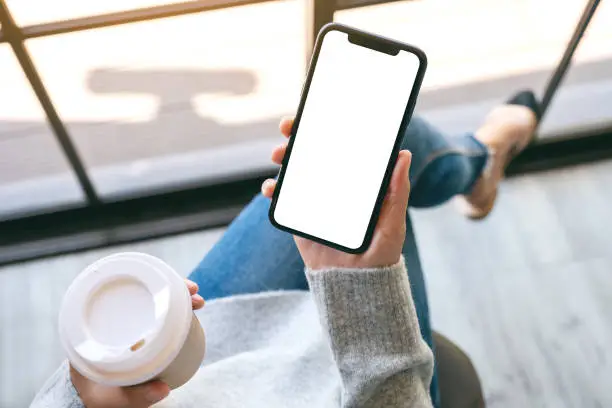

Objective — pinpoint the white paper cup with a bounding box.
[59,252,205,389]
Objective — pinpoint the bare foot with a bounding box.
[457,103,537,220]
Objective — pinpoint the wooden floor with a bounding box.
[1,160,611,408]
[413,159,612,408]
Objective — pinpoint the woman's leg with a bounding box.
[405,116,488,208]
[189,193,308,298]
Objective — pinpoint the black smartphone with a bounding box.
[269,23,427,253]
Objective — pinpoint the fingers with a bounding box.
[272,117,292,172]
[261,178,276,198]
[191,294,205,310]
[185,280,198,295]
[378,150,412,229]
[267,117,292,196]
[271,143,287,165]
[279,117,294,138]
[185,280,205,310]
[71,364,170,408]
[124,381,170,408]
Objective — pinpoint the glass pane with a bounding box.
[0,45,85,219]
[5,0,186,26]
[27,1,304,198]
[337,0,612,138]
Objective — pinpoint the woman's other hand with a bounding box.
[70,280,205,408]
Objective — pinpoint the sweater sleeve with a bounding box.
[30,361,85,408]
[306,258,434,408]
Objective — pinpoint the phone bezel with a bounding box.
[268,23,428,254]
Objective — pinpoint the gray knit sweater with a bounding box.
[32,261,434,407]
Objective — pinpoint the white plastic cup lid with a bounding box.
[59,252,193,386]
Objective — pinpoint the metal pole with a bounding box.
[0,0,99,204]
[540,0,601,119]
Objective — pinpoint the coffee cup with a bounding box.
[59,252,205,389]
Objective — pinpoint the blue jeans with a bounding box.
[188,116,488,407]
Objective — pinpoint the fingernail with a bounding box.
[262,179,274,192]
[186,280,198,292]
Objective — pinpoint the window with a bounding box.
[0,0,609,221]
[0,45,84,219]
[337,0,612,138]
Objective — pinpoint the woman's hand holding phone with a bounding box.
[262,117,412,270]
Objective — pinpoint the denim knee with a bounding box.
[409,154,478,208]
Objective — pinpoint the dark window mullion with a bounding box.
[0,0,99,204]
[540,0,601,120]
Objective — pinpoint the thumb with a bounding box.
[123,381,170,408]
[378,150,412,228]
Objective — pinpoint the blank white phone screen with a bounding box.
[273,30,421,250]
